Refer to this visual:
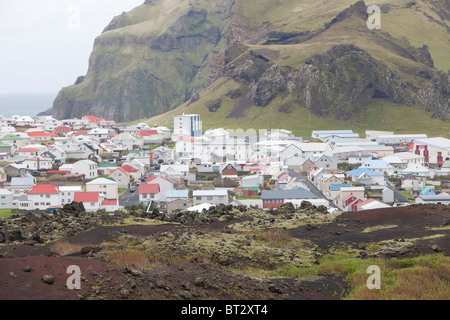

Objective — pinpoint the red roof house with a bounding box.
[28,184,60,194]
[138,184,160,202]
[82,115,104,123]
[74,192,99,202]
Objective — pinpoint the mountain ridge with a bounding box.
[51,0,449,133]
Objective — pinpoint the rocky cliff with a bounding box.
[53,0,449,124]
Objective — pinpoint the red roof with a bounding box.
[82,115,104,123]
[28,184,60,194]
[16,148,39,152]
[101,199,117,206]
[74,192,99,202]
[28,131,50,137]
[122,165,138,172]
[137,130,158,137]
[110,167,128,175]
[54,126,72,133]
[138,184,160,194]
[147,176,174,184]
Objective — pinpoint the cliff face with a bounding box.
[53,0,449,123]
[53,0,234,122]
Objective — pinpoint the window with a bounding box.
[207,196,212,201]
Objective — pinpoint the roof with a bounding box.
[122,165,138,173]
[1,134,23,140]
[193,190,228,197]
[261,189,317,200]
[419,193,450,201]
[58,186,83,192]
[28,131,52,137]
[147,176,174,184]
[86,178,118,185]
[361,160,394,169]
[16,148,39,152]
[28,184,60,194]
[110,167,128,175]
[346,168,383,177]
[355,199,391,210]
[10,177,34,186]
[74,192,99,202]
[137,130,158,137]
[139,184,160,194]
[165,190,189,198]
[415,137,450,149]
[329,184,352,191]
[101,199,118,206]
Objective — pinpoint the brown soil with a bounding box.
[0,204,448,300]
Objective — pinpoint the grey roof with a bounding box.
[419,194,450,201]
[261,189,318,200]
[11,176,35,186]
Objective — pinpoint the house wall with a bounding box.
[167,199,192,214]
[139,192,160,203]
[86,183,118,200]
[193,194,228,206]
[28,193,61,210]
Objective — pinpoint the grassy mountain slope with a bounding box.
[53,0,233,122]
[52,0,449,136]
[145,0,449,136]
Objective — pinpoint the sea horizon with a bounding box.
[0,92,57,118]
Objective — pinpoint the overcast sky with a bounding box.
[0,0,144,94]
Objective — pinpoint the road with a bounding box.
[119,186,141,206]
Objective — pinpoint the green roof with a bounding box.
[1,134,23,140]
[0,143,11,147]
[99,163,117,168]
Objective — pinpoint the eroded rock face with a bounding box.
[52,1,234,122]
[52,0,449,123]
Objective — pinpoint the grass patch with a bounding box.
[0,209,20,219]
[273,253,450,300]
[50,241,85,256]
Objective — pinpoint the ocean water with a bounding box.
[0,93,57,117]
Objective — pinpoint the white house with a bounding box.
[108,167,130,189]
[0,189,15,209]
[193,190,229,206]
[138,184,160,203]
[59,186,83,206]
[74,192,101,212]
[146,176,174,201]
[72,160,98,179]
[22,158,53,171]
[22,184,61,211]
[86,178,118,200]
[111,133,142,151]
[360,159,396,176]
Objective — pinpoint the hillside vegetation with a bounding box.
[52,0,449,135]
